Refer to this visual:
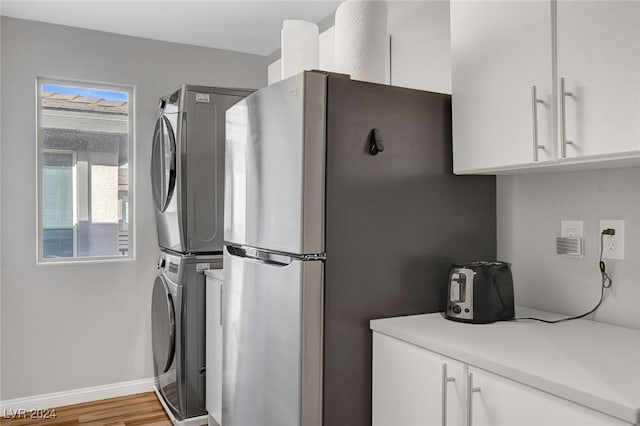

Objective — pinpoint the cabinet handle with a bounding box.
[466,372,481,426]
[441,363,456,426]
[559,77,575,158]
[219,284,223,326]
[531,85,546,161]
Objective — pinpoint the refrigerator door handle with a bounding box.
[225,245,294,266]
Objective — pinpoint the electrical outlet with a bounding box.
[561,220,583,238]
[600,220,625,260]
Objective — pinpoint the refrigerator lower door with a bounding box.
[222,246,323,426]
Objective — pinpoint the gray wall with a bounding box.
[497,167,640,329]
[0,17,266,399]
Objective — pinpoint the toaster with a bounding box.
[445,261,515,324]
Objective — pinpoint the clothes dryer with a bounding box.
[151,85,252,254]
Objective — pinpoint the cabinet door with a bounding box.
[372,332,465,426]
[205,274,223,425]
[557,1,640,159]
[468,367,632,426]
[451,0,554,173]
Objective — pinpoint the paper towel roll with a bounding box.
[334,0,388,84]
[281,20,319,80]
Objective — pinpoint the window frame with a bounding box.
[36,77,135,264]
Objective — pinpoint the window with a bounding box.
[37,78,133,262]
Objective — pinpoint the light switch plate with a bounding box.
[561,220,583,238]
[600,219,625,260]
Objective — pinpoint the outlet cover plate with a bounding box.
[600,219,625,260]
[561,220,584,238]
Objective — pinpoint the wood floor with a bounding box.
[0,392,172,426]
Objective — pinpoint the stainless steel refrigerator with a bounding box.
[222,71,496,426]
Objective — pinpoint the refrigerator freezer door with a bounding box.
[224,72,327,255]
[222,246,323,426]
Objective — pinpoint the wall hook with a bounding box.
[369,128,384,156]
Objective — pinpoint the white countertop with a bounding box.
[370,307,640,424]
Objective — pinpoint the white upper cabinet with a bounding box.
[451,0,554,173]
[556,1,640,160]
[452,0,640,174]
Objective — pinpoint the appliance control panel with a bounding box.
[448,268,474,320]
[158,252,182,284]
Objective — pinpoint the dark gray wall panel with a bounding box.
[323,76,496,426]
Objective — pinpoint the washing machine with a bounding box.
[152,249,222,425]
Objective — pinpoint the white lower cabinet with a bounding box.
[373,332,465,426]
[467,367,631,426]
[373,332,633,426]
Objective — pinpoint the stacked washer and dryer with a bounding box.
[150,85,252,425]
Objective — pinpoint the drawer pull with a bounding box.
[466,372,481,426]
[531,85,546,161]
[441,363,456,426]
[560,77,575,158]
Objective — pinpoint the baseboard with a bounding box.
[0,377,156,411]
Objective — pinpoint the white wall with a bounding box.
[0,17,266,400]
[267,1,452,94]
[497,167,640,329]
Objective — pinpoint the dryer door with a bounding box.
[151,115,176,213]
[151,275,176,374]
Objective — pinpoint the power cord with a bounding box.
[508,228,614,324]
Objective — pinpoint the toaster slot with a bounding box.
[447,268,474,321]
[450,272,466,303]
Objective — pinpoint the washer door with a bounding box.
[151,115,176,213]
[152,276,176,374]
